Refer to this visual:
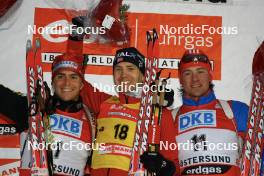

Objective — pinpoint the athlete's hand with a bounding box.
[159,87,174,107]
[36,80,50,112]
[69,16,87,41]
[140,151,175,176]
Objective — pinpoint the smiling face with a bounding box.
[52,70,83,101]
[179,66,212,100]
[113,62,144,93]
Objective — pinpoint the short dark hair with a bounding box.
[113,47,145,74]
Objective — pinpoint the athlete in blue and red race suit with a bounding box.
[141,49,250,176]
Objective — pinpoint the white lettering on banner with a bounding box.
[185,165,223,175]
[159,32,214,50]
[0,161,20,176]
[50,114,83,138]
[178,110,216,132]
[0,125,17,135]
[41,20,69,43]
[159,24,237,49]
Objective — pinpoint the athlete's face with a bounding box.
[52,70,83,101]
[113,62,144,93]
[180,66,211,100]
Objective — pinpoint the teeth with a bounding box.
[192,85,201,88]
[121,81,130,84]
[62,88,72,92]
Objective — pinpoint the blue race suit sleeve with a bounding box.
[231,100,249,132]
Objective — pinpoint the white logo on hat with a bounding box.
[193,57,199,63]
[53,61,78,72]
[116,52,131,58]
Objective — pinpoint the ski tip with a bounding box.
[252,41,264,75]
[26,40,32,53]
[146,31,152,43]
[35,38,41,49]
[153,28,158,40]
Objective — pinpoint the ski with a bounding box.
[240,41,264,176]
[25,38,49,176]
[130,29,159,175]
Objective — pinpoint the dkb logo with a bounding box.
[178,110,216,132]
[50,114,82,137]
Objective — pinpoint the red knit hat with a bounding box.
[52,53,85,80]
[178,49,211,73]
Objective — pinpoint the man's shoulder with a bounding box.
[226,100,249,132]
[228,100,249,111]
[217,99,249,111]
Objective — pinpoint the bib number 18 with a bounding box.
[114,124,129,140]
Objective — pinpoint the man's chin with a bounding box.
[60,96,78,102]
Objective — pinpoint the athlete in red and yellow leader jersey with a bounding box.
[81,47,175,176]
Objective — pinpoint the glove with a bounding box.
[35,81,50,113]
[161,87,174,107]
[89,0,130,45]
[69,16,87,41]
[140,151,176,176]
[153,86,174,107]
[36,81,56,115]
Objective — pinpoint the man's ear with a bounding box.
[138,72,144,83]
[209,71,213,81]
[51,81,55,93]
[178,70,182,84]
[179,74,183,84]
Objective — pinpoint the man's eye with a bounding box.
[71,75,79,79]
[56,75,64,79]
[183,72,191,76]
[115,68,121,72]
[198,70,206,74]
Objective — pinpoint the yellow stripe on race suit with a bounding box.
[92,117,137,171]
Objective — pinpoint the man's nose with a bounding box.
[120,69,128,78]
[192,73,199,81]
[64,76,71,86]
